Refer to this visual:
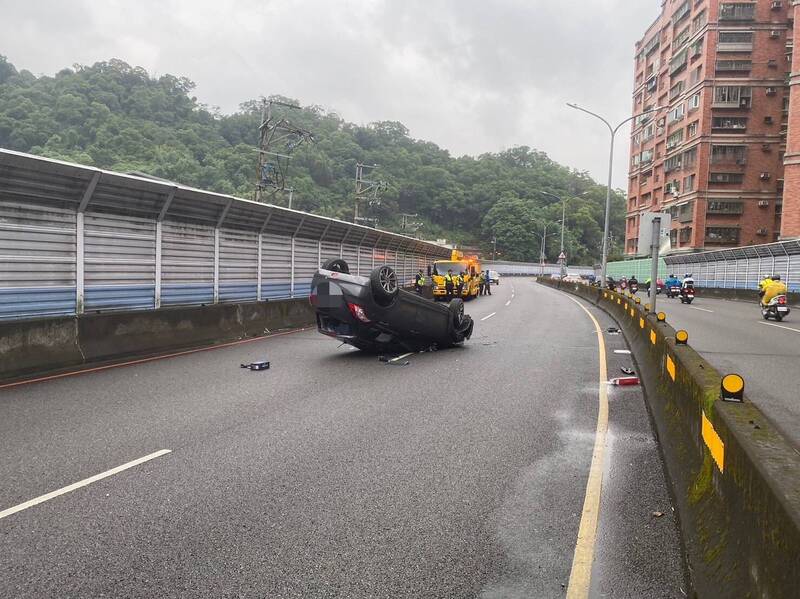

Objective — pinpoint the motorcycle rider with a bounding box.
[681,273,695,290]
[758,274,773,300]
[664,273,680,297]
[628,275,638,292]
[761,275,787,306]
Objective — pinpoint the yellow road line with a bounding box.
[562,293,609,599]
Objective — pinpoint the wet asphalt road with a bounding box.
[638,292,800,449]
[0,279,685,598]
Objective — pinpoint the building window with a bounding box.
[670,80,686,100]
[679,227,693,243]
[711,144,746,163]
[683,147,698,167]
[678,202,694,223]
[690,36,704,58]
[718,31,754,51]
[711,116,748,130]
[670,48,689,75]
[715,60,752,74]
[674,26,691,49]
[664,155,683,173]
[705,226,740,244]
[641,149,654,164]
[670,229,678,246]
[693,9,707,32]
[690,66,702,84]
[688,93,701,110]
[673,0,691,24]
[643,35,660,56]
[707,201,744,214]
[684,173,696,192]
[719,3,756,21]
[668,103,686,123]
[687,121,698,137]
[643,123,655,140]
[713,86,751,107]
[709,172,745,184]
[667,129,684,149]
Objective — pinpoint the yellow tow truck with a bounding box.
[430,250,482,300]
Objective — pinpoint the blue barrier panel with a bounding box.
[84,285,155,311]
[219,283,258,303]
[261,282,292,300]
[293,282,312,297]
[0,287,76,320]
[161,284,214,306]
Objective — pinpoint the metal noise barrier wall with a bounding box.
[0,149,450,321]
[538,277,800,599]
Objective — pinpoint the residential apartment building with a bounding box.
[627,0,791,255]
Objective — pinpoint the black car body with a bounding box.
[310,259,474,352]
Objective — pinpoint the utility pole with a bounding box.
[401,213,423,235]
[649,216,661,312]
[354,163,387,224]
[255,98,314,203]
[286,187,294,210]
[492,236,497,261]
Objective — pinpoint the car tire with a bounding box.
[370,265,399,306]
[449,298,465,329]
[321,258,350,274]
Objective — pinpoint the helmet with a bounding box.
[772,274,781,281]
[670,274,676,278]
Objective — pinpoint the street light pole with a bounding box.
[566,103,665,287]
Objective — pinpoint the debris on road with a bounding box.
[620,367,635,375]
[651,511,665,518]
[609,376,640,386]
[607,327,620,334]
[240,361,270,371]
[613,349,632,355]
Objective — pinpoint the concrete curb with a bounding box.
[538,278,800,599]
[0,299,316,383]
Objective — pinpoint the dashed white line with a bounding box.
[759,321,800,334]
[689,306,714,313]
[505,300,511,306]
[0,449,172,521]
[481,312,497,321]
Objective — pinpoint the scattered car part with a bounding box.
[240,361,270,371]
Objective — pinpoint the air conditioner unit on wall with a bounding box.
[766,87,777,96]
[757,228,769,235]
[762,143,772,151]
[758,200,770,207]
[765,116,774,124]
[771,0,783,10]
[770,30,781,39]
[761,172,772,180]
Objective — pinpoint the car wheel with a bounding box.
[449,298,465,329]
[370,265,399,306]
[776,314,783,322]
[321,258,350,274]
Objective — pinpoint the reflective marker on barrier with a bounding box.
[640,317,645,329]
[666,355,676,381]
[721,373,744,402]
[676,330,689,344]
[650,330,657,345]
[702,411,725,473]
[657,312,666,322]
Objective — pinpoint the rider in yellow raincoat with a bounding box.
[761,275,787,306]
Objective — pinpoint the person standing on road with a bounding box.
[445,269,455,299]
[456,271,466,297]
[485,270,492,295]
[479,271,486,296]
[415,269,426,294]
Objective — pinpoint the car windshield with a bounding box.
[433,262,468,275]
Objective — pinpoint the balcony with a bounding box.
[718,41,754,52]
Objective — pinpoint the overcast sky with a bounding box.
[1,0,661,188]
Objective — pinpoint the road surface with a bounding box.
[0,280,685,598]
[642,292,800,450]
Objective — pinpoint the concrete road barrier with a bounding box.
[0,298,316,382]
[539,278,800,599]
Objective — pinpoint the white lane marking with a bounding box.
[505,300,511,306]
[759,321,800,334]
[613,349,631,355]
[689,306,714,313]
[0,449,172,521]
[389,352,414,363]
[481,312,497,321]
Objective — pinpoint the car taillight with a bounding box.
[347,302,371,323]
[778,295,787,305]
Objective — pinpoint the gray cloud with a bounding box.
[0,0,660,187]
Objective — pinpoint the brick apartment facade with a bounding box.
[627,0,794,255]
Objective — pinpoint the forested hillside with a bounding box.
[0,56,625,263]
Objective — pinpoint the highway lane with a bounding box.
[0,280,684,598]
[640,292,800,449]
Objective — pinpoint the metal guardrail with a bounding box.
[482,261,594,277]
[0,149,450,320]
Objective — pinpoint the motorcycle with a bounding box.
[761,295,790,322]
[666,285,681,299]
[679,286,695,304]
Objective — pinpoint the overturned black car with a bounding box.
[310,259,474,352]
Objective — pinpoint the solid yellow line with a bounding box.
[562,293,609,599]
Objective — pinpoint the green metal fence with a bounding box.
[605,257,669,281]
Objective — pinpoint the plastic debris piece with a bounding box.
[613,349,631,355]
[609,376,640,386]
[620,367,635,375]
[240,361,270,371]
[651,511,664,518]
[607,327,620,333]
